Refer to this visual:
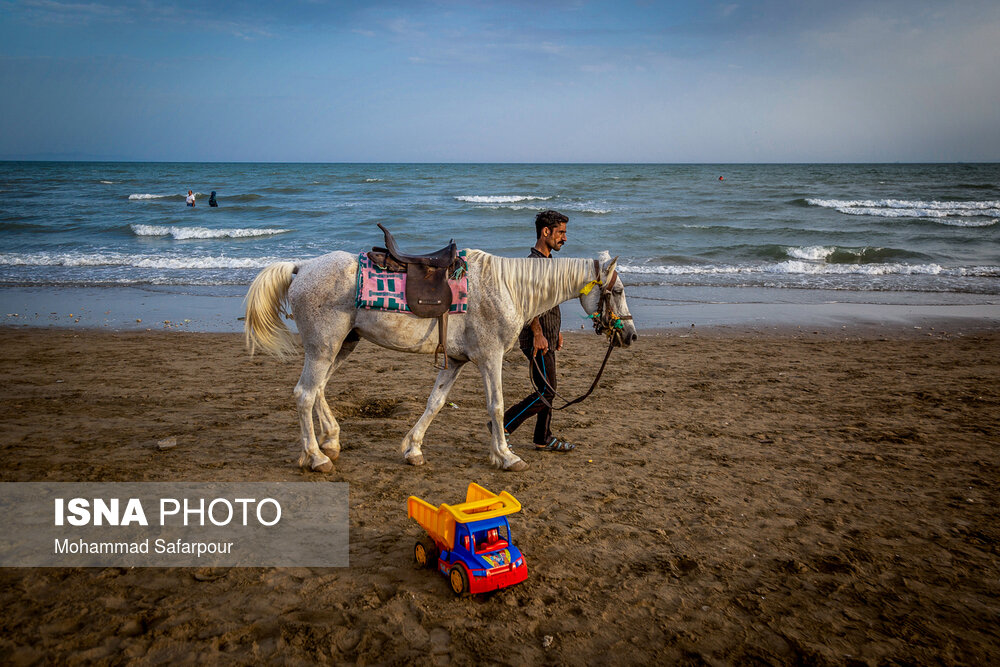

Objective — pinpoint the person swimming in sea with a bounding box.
[186,190,196,207]
[209,191,218,207]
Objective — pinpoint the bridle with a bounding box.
[529,259,632,410]
[585,258,633,346]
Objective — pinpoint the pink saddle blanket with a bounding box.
[355,252,469,313]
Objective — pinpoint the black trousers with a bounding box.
[502,349,556,445]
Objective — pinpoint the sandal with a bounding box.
[534,437,576,452]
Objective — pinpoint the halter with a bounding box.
[585,259,633,346]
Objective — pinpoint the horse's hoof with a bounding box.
[320,447,340,461]
[312,460,334,473]
[505,460,529,472]
[405,454,425,466]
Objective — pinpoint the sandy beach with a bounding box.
[0,325,997,664]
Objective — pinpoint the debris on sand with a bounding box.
[156,436,177,450]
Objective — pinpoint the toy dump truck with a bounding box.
[407,483,528,596]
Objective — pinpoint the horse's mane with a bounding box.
[464,249,593,323]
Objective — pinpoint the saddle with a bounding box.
[367,223,463,368]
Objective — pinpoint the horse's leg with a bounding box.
[294,347,338,473]
[478,353,528,472]
[401,360,467,466]
[315,337,359,460]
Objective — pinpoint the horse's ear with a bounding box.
[604,255,619,277]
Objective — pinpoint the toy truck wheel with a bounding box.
[448,564,469,596]
[414,539,438,569]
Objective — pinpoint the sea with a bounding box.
[1,162,998,330]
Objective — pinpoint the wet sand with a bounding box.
[0,326,998,664]
[3,283,999,333]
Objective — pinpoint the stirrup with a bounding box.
[434,344,448,370]
[432,313,449,369]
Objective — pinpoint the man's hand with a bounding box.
[557,332,563,351]
[530,317,548,355]
[533,332,549,355]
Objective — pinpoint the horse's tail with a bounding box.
[244,261,298,359]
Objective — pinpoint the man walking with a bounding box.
[500,210,576,452]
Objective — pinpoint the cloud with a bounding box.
[719,4,738,19]
[13,0,126,24]
[6,0,278,38]
[535,41,566,55]
[385,17,426,38]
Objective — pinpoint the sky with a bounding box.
[1,0,999,163]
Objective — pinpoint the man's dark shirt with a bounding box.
[518,247,561,354]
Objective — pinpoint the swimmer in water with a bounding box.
[186,190,196,207]
[209,191,218,207]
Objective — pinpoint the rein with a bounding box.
[528,259,632,411]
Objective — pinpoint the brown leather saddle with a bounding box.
[367,223,463,368]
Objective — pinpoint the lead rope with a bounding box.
[529,336,616,411]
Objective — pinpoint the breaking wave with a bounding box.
[130,224,290,239]
[805,198,999,225]
[474,204,611,214]
[458,196,610,214]
[128,193,178,200]
[128,192,263,203]
[619,261,1000,278]
[454,195,552,203]
[0,252,285,269]
[784,245,926,264]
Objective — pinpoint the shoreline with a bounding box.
[2,284,998,335]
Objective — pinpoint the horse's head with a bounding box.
[579,251,638,348]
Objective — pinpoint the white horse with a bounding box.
[244,249,637,472]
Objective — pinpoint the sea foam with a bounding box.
[618,261,1000,278]
[0,252,285,269]
[130,224,290,239]
[454,195,551,203]
[806,198,1000,224]
[460,198,610,214]
[474,204,611,214]
[786,246,836,261]
[128,193,174,200]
